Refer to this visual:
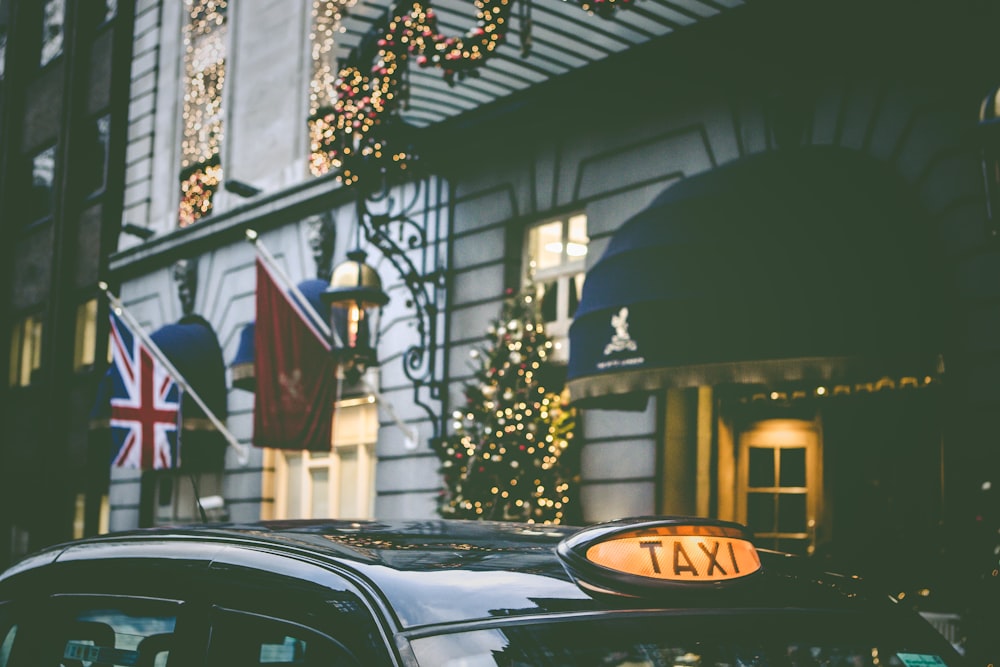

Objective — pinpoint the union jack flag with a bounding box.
[108,311,182,469]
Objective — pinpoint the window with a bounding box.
[272,398,377,519]
[0,606,15,667]
[207,610,361,666]
[178,0,227,226]
[410,612,960,667]
[154,472,223,524]
[74,299,98,371]
[308,0,357,176]
[524,213,588,362]
[737,419,821,556]
[51,599,178,667]
[8,315,43,387]
[28,146,56,223]
[73,492,109,539]
[103,0,117,23]
[40,0,64,66]
[0,28,7,80]
[82,115,111,196]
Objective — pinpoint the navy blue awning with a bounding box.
[567,147,942,409]
[152,315,228,419]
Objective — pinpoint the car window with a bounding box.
[207,608,362,667]
[409,611,964,667]
[49,598,178,667]
[0,604,15,667]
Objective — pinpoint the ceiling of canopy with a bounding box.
[333,0,747,128]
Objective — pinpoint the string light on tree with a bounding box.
[433,288,579,523]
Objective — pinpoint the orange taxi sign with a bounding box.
[558,518,762,595]
[586,532,760,581]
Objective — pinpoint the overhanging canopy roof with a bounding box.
[335,0,746,128]
[567,147,943,408]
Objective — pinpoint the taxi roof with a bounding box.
[0,518,894,629]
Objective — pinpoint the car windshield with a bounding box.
[408,610,962,667]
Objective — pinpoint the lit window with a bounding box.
[28,146,56,223]
[40,0,64,66]
[76,493,110,538]
[8,315,43,387]
[271,398,378,519]
[74,299,98,371]
[524,213,588,362]
[178,0,227,227]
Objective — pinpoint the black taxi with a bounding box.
[0,516,963,666]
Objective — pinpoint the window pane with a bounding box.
[746,492,775,534]
[777,493,807,533]
[338,446,359,518]
[748,447,774,488]
[82,116,111,195]
[74,299,98,371]
[567,214,589,258]
[531,221,564,271]
[58,603,176,667]
[208,610,362,666]
[104,0,117,22]
[30,147,56,222]
[0,29,7,80]
[40,0,64,66]
[10,316,44,387]
[311,467,329,518]
[779,447,806,487]
[285,454,303,518]
[8,321,22,387]
[0,622,16,667]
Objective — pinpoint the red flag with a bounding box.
[253,258,338,451]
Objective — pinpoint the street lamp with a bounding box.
[322,249,389,382]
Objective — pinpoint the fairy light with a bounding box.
[177,0,228,227]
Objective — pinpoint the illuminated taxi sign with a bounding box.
[558,518,762,595]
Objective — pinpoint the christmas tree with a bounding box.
[433,288,579,523]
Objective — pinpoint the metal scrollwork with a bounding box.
[356,179,446,435]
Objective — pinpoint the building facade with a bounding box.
[10,0,1000,656]
[0,0,135,567]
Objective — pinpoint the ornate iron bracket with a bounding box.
[355,178,447,440]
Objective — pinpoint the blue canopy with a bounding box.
[567,146,942,409]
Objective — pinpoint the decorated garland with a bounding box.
[309,0,634,184]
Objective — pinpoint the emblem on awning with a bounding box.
[604,307,638,355]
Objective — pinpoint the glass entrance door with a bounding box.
[737,419,820,556]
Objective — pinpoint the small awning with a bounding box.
[567,147,942,409]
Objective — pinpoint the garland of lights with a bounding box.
[310,0,634,184]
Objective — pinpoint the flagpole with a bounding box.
[98,282,251,466]
[245,229,418,451]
